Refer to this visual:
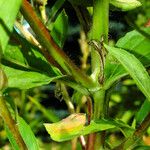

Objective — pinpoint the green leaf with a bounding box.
[135,99,150,125]
[5,124,20,150]
[110,0,141,11]
[116,28,150,66]
[47,0,65,26]
[104,44,150,101]
[49,10,68,48]
[104,28,150,89]
[17,116,39,150]
[3,32,62,76]
[44,113,134,142]
[133,146,150,150]
[44,113,86,142]
[0,0,22,51]
[2,66,60,89]
[2,33,63,89]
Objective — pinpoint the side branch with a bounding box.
[20,0,96,89]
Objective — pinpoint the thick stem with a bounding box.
[92,0,109,42]
[86,90,105,150]
[20,0,96,89]
[90,0,109,82]
[87,1,109,149]
[91,0,109,119]
[0,94,27,149]
[93,89,105,119]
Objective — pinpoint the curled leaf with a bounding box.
[44,115,134,142]
[44,113,86,141]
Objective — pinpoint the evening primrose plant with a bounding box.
[0,0,150,149]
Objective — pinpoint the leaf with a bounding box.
[133,146,150,150]
[47,0,65,26]
[44,113,134,142]
[116,28,150,66]
[49,10,68,48]
[0,0,22,51]
[2,66,60,89]
[17,116,39,150]
[44,113,86,141]
[104,28,150,89]
[135,99,150,125]
[110,0,141,11]
[3,32,62,76]
[2,33,63,89]
[104,44,150,101]
[5,124,20,150]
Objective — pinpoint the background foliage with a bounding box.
[0,0,150,149]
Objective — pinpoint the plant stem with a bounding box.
[60,83,75,114]
[92,0,109,42]
[87,97,93,124]
[89,0,109,124]
[20,0,96,89]
[90,0,109,83]
[71,4,91,34]
[86,90,105,150]
[0,94,27,149]
[87,0,109,148]
[93,89,105,119]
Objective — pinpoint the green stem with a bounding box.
[92,0,109,42]
[90,0,109,82]
[87,1,109,149]
[86,90,105,150]
[93,89,105,119]
[20,0,96,89]
[60,83,75,114]
[56,77,90,96]
[0,94,27,149]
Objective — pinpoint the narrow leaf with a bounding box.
[5,124,20,150]
[116,28,150,66]
[2,33,63,89]
[104,28,150,89]
[0,0,22,51]
[17,116,39,150]
[104,44,150,101]
[2,65,60,89]
[51,10,68,48]
[135,99,150,125]
[47,0,65,26]
[133,146,150,150]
